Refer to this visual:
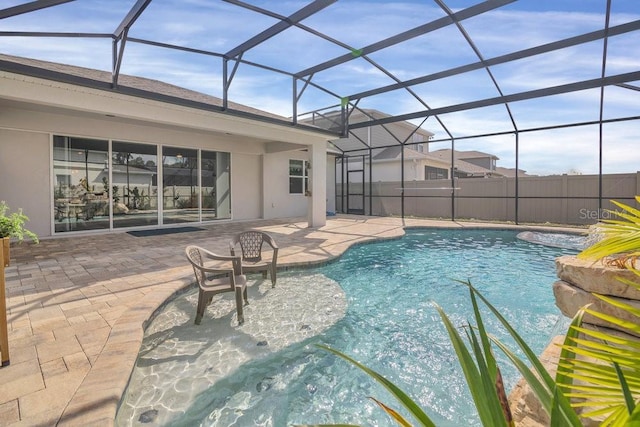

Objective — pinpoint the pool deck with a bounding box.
[0,215,584,426]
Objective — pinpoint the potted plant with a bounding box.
[0,201,39,267]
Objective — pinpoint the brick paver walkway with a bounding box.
[0,215,580,426]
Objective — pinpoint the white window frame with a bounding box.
[289,159,309,195]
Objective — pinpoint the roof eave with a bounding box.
[0,59,340,140]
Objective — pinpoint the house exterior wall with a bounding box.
[0,105,296,237]
[231,153,262,220]
[367,160,422,181]
[0,128,51,238]
[0,70,336,234]
[337,158,451,183]
[262,151,310,219]
[343,123,429,149]
[464,157,494,170]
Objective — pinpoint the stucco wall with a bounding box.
[0,105,287,237]
[337,159,423,183]
[262,151,309,219]
[372,160,422,182]
[0,128,51,238]
[231,153,262,220]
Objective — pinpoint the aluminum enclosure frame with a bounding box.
[1,0,639,224]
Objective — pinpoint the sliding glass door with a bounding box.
[53,136,231,233]
[112,141,158,228]
[53,136,110,232]
[162,146,198,224]
[201,150,231,221]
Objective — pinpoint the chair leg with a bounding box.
[195,291,206,325]
[243,286,248,305]
[235,288,244,325]
[270,266,276,288]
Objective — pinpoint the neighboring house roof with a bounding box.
[494,166,530,177]
[368,146,506,176]
[348,109,435,139]
[0,53,286,121]
[371,146,450,166]
[428,148,502,177]
[323,108,435,151]
[111,165,156,176]
[453,160,496,177]
[430,148,499,160]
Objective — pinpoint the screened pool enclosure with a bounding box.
[1,0,638,225]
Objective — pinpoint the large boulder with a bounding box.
[554,255,640,337]
[508,335,562,427]
[556,255,640,300]
[510,255,640,425]
[553,280,640,338]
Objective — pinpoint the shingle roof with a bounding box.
[453,160,494,176]
[0,53,286,121]
[372,146,447,164]
[348,109,434,139]
[494,166,530,177]
[430,148,499,161]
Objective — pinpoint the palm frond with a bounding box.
[369,397,413,427]
[316,344,435,427]
[579,197,640,262]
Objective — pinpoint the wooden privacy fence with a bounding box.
[0,239,9,366]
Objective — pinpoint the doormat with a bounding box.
[127,226,205,237]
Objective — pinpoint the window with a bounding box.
[162,146,232,224]
[425,166,448,180]
[112,141,158,228]
[162,146,198,224]
[53,136,109,232]
[53,135,232,233]
[201,150,231,221]
[289,159,309,194]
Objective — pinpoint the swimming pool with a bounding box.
[117,228,579,426]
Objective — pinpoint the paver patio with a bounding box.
[0,215,581,426]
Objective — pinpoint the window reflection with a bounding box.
[112,141,158,228]
[53,136,110,232]
[289,159,308,194]
[162,147,198,224]
[53,137,231,232]
[201,150,231,221]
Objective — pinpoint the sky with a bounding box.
[0,0,639,176]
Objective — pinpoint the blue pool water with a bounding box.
[163,229,579,426]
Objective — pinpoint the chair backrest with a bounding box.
[185,245,205,286]
[238,231,264,262]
